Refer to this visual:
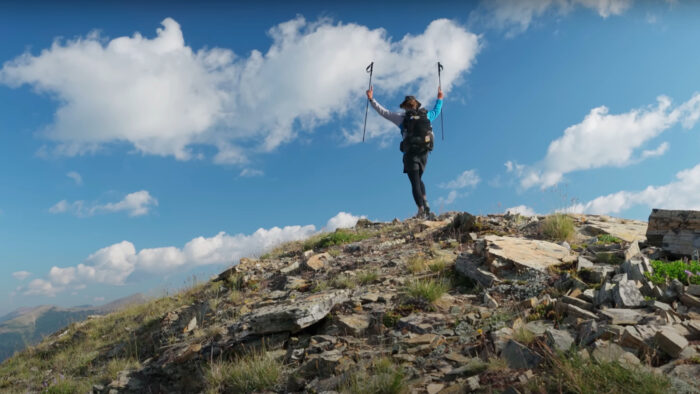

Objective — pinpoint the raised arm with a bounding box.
[427,87,444,122]
[367,87,403,127]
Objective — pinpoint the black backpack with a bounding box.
[401,108,434,153]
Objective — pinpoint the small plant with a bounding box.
[342,357,407,394]
[206,351,282,394]
[307,229,371,250]
[645,259,700,285]
[403,278,449,303]
[229,290,243,304]
[541,214,575,242]
[311,280,330,293]
[382,311,401,328]
[596,234,623,244]
[333,275,357,289]
[428,257,448,273]
[328,248,341,258]
[358,269,379,285]
[226,272,245,291]
[407,255,427,274]
[513,326,536,344]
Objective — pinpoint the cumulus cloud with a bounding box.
[435,169,480,206]
[505,205,537,216]
[239,168,264,177]
[323,212,365,232]
[439,170,481,190]
[12,271,32,281]
[49,190,158,217]
[475,0,633,36]
[1,17,479,163]
[518,94,700,189]
[67,171,83,185]
[21,212,365,296]
[565,163,700,214]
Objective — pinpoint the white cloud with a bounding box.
[475,0,633,36]
[22,212,366,296]
[93,296,105,303]
[66,171,83,185]
[565,163,700,214]
[518,94,700,189]
[239,168,264,177]
[439,169,481,190]
[49,190,158,217]
[1,17,480,163]
[505,205,537,216]
[323,212,365,232]
[12,271,32,281]
[436,190,460,206]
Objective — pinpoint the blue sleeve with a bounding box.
[427,99,443,122]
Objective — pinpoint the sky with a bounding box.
[2,0,700,315]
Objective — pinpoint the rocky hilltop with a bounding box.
[1,212,699,393]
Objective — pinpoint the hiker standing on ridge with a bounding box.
[366,86,443,219]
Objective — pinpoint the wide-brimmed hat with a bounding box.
[400,95,421,109]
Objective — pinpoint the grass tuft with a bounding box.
[403,278,449,303]
[206,351,282,394]
[357,269,379,285]
[342,357,407,394]
[541,214,575,242]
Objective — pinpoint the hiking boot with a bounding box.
[423,206,436,220]
[412,206,424,219]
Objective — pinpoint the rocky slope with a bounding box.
[0,294,146,363]
[1,212,699,393]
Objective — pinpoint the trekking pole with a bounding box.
[437,62,444,141]
[362,62,374,142]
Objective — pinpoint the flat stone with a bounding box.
[581,289,596,303]
[564,303,598,320]
[455,253,500,287]
[482,235,571,271]
[591,340,640,366]
[582,215,647,243]
[427,383,445,394]
[397,313,446,334]
[561,295,594,311]
[299,349,350,378]
[445,358,488,378]
[336,314,370,336]
[613,280,645,308]
[680,293,700,308]
[624,241,642,262]
[646,300,673,312]
[545,328,574,352]
[305,252,331,271]
[655,328,689,358]
[280,261,301,275]
[683,320,700,340]
[502,340,543,369]
[688,284,700,297]
[484,292,499,308]
[240,290,349,334]
[580,264,616,283]
[444,352,471,364]
[403,333,440,346]
[619,325,656,353]
[577,256,594,271]
[600,308,645,325]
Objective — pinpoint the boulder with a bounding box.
[502,340,543,369]
[336,314,370,336]
[545,328,574,352]
[613,280,645,308]
[240,290,349,334]
[581,215,647,243]
[455,253,500,287]
[646,209,700,256]
[305,252,332,271]
[482,235,571,271]
[599,308,645,325]
[591,340,640,366]
[655,328,689,358]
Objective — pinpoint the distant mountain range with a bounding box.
[0,294,146,362]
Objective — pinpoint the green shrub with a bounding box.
[333,275,358,289]
[307,229,370,250]
[596,234,623,244]
[342,357,407,394]
[358,270,379,285]
[206,351,282,394]
[406,255,427,274]
[543,351,670,393]
[404,279,449,303]
[646,260,700,285]
[541,214,575,242]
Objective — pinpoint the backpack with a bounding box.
[401,108,434,153]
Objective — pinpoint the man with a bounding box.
[366,86,443,219]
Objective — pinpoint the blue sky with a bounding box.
[2,0,700,315]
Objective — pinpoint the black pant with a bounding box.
[407,169,426,208]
